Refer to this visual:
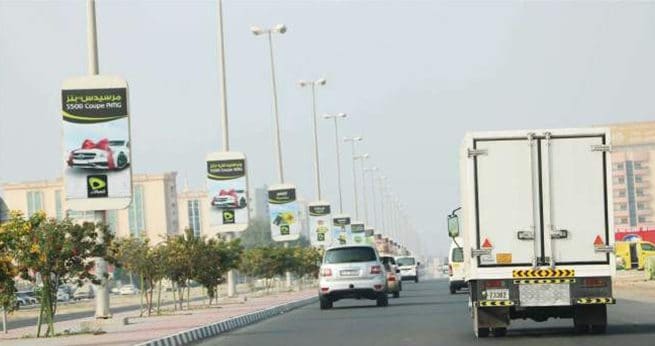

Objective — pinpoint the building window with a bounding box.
[615,163,624,170]
[636,188,645,197]
[129,185,145,237]
[617,190,626,197]
[68,210,96,220]
[26,191,44,216]
[635,175,643,183]
[637,202,647,210]
[625,161,638,227]
[619,218,628,224]
[55,190,63,220]
[635,162,643,169]
[617,177,625,184]
[638,216,647,223]
[187,199,201,237]
[618,203,627,211]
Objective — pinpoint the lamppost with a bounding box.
[344,136,363,219]
[353,153,370,224]
[251,23,291,288]
[250,24,287,183]
[299,78,326,200]
[323,113,348,213]
[363,167,379,228]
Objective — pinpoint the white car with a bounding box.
[211,189,247,209]
[395,256,420,282]
[119,285,140,295]
[56,289,70,302]
[448,239,466,294]
[318,245,388,310]
[67,139,130,170]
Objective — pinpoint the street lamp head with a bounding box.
[298,80,308,87]
[250,25,264,35]
[337,112,347,118]
[316,78,327,86]
[362,153,370,159]
[273,24,287,34]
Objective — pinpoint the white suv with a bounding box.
[395,256,420,282]
[318,245,388,310]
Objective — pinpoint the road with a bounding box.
[197,279,655,346]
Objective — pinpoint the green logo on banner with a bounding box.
[87,175,108,198]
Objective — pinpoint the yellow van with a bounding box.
[615,240,655,270]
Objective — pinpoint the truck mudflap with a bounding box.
[575,297,616,305]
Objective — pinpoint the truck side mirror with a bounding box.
[448,214,460,238]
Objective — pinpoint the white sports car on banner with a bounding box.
[67,138,130,171]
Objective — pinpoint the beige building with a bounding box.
[177,188,213,238]
[610,121,655,231]
[1,172,179,244]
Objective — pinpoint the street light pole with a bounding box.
[299,78,326,200]
[251,24,287,183]
[86,0,111,320]
[323,113,347,213]
[252,24,291,288]
[358,157,371,225]
[364,167,379,229]
[344,136,363,219]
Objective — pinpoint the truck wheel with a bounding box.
[493,327,507,337]
[590,324,607,334]
[376,294,389,307]
[473,307,490,337]
[477,328,490,338]
[415,276,419,283]
[319,296,332,310]
[449,285,456,294]
[393,291,400,298]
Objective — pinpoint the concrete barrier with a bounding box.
[134,296,317,346]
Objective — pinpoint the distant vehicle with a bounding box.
[318,245,389,310]
[211,189,247,209]
[119,284,140,295]
[395,256,419,282]
[14,295,29,309]
[73,285,95,300]
[16,291,38,305]
[448,239,466,294]
[67,138,130,171]
[615,240,655,270]
[56,289,70,302]
[454,128,615,337]
[380,255,402,298]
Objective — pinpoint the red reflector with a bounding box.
[321,268,332,277]
[320,287,329,292]
[485,280,504,288]
[374,284,383,290]
[582,278,607,288]
[387,275,396,281]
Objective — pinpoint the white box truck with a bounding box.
[448,128,615,337]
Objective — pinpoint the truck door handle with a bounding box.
[517,231,535,240]
[551,229,568,239]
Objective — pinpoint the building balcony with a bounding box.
[614,196,628,203]
[614,209,629,218]
[637,209,653,216]
[636,195,652,203]
[612,170,626,178]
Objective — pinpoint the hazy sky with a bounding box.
[2,1,655,257]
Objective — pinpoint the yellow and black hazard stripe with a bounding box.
[513,279,575,285]
[512,269,575,279]
[576,297,615,305]
[478,300,515,307]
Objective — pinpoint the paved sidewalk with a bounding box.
[614,270,655,303]
[0,289,317,346]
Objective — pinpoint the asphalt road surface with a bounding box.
[196,279,655,346]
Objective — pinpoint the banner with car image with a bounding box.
[268,184,300,242]
[332,215,351,246]
[308,202,331,247]
[62,75,132,211]
[206,152,250,233]
[365,227,375,245]
[351,222,366,244]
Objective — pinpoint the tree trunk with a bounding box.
[139,275,145,317]
[156,280,162,315]
[186,283,190,310]
[172,282,177,311]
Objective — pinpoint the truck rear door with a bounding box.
[541,134,610,265]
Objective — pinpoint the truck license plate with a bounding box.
[486,289,509,301]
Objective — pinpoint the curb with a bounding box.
[134,295,317,346]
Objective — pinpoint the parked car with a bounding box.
[67,138,130,171]
[318,245,388,310]
[16,291,38,305]
[211,189,247,209]
[119,284,140,295]
[72,285,95,300]
[395,256,420,282]
[56,288,70,302]
[14,295,29,309]
[380,255,401,298]
[615,240,655,270]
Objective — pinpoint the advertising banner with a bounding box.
[351,222,366,244]
[62,75,132,211]
[206,152,250,233]
[332,215,351,246]
[308,202,331,247]
[268,184,300,242]
[365,227,375,245]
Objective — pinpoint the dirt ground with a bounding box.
[613,270,655,302]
